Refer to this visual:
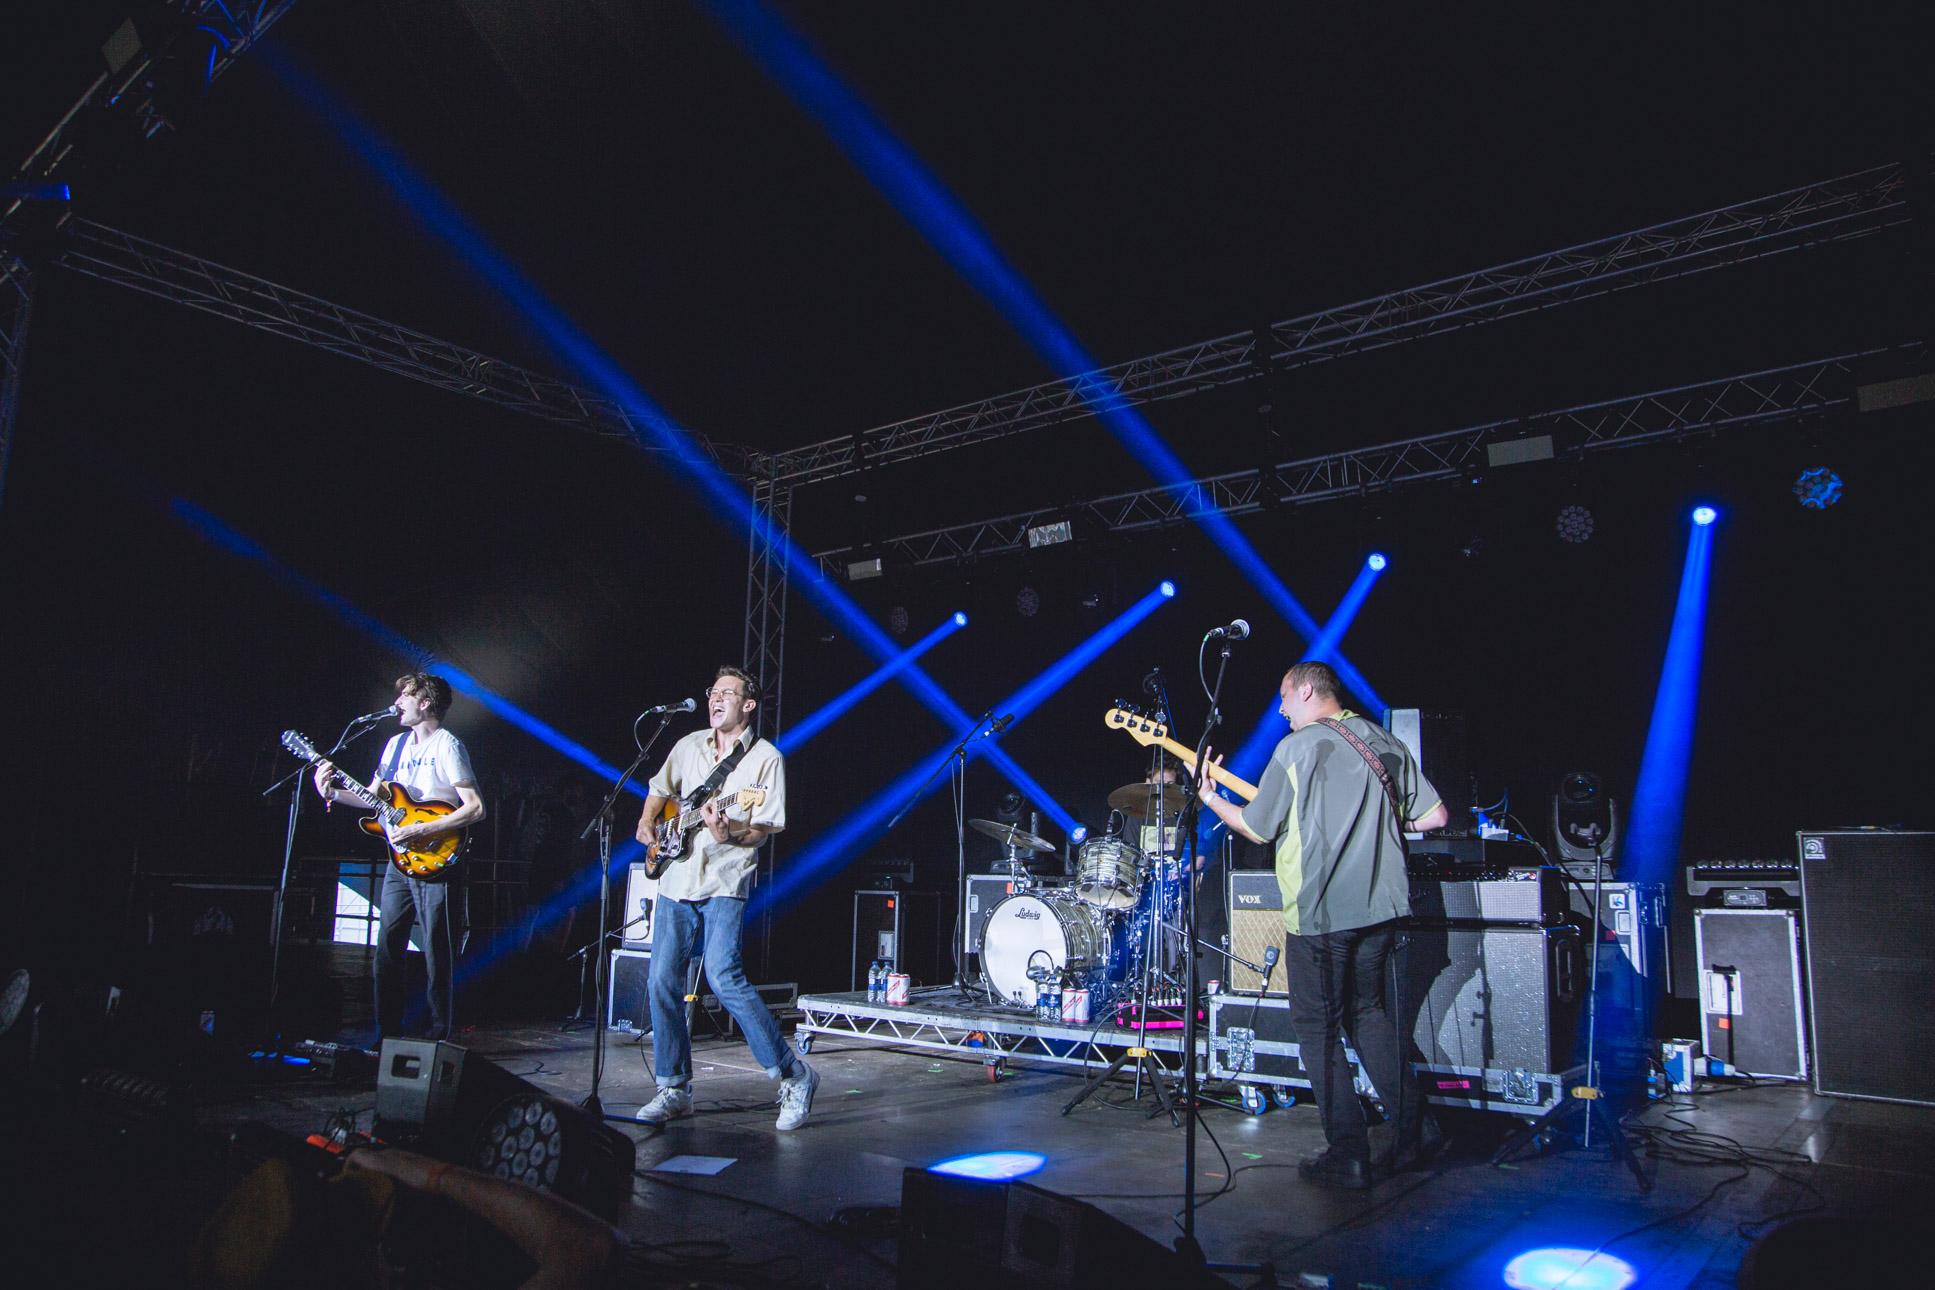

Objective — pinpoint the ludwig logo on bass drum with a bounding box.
[1015,908,1041,920]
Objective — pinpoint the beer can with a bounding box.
[1061,988,1091,1025]
[1206,979,1221,996]
[886,972,911,1005]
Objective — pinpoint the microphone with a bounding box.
[643,698,698,715]
[352,705,400,724]
[1142,669,1162,697]
[1206,618,1251,640]
[990,713,1015,734]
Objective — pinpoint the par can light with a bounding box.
[1691,505,1718,527]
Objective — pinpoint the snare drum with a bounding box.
[1074,838,1145,909]
[980,891,1109,1009]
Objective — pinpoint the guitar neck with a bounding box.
[675,788,751,831]
[1156,736,1259,802]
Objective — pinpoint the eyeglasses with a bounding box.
[706,687,747,701]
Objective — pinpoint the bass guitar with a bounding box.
[1103,707,1260,802]
[282,730,468,878]
[643,787,769,879]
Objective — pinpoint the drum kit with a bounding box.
[969,774,1195,1020]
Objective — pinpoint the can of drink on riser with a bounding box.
[1061,988,1091,1025]
[886,973,910,1005]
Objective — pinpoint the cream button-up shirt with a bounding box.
[646,727,786,902]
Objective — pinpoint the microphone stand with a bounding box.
[886,713,997,995]
[262,713,387,1048]
[1177,628,1236,1263]
[576,711,676,1118]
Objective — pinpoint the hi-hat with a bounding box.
[1106,782,1189,817]
[968,818,1057,853]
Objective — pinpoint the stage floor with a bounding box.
[195,1017,1931,1288]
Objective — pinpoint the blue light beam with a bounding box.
[1624,516,1717,882]
[263,46,1076,830]
[754,582,1176,914]
[700,0,1384,710]
[779,611,966,754]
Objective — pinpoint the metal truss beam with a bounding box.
[0,258,35,509]
[767,162,1914,487]
[52,220,761,476]
[813,351,1890,573]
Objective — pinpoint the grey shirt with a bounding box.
[646,727,786,902]
[1239,711,1441,936]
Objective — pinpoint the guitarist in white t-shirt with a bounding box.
[314,672,486,1041]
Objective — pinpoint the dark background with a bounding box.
[1,2,1929,1012]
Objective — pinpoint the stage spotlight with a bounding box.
[1367,553,1388,571]
[953,611,968,626]
[1793,467,1844,509]
[889,606,909,635]
[929,1152,1047,1181]
[1159,580,1176,598]
[1691,505,1718,526]
[1552,771,1619,878]
[1017,586,1040,618]
[1070,826,1088,844]
[1502,1247,1637,1290]
[1556,504,1594,543]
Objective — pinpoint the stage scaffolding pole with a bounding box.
[743,473,793,979]
[0,260,33,512]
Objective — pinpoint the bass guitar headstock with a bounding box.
[1103,706,1169,746]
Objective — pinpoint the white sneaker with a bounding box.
[775,1060,818,1131]
[635,1086,692,1125]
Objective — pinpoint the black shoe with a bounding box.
[1297,1147,1370,1191]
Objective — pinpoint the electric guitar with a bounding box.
[1103,707,1260,802]
[281,730,468,878]
[643,787,769,879]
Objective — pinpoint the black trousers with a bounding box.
[374,866,457,1042]
[1283,919,1416,1161]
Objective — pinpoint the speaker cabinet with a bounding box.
[898,1168,1230,1289]
[1401,925,1584,1074]
[1227,871,1286,995]
[620,863,657,949]
[1695,909,1807,1080]
[607,948,651,1033]
[964,874,1024,973]
[1798,830,1935,1104]
[853,889,954,990]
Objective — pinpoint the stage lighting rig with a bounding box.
[1793,467,1844,509]
[1691,505,1718,526]
[1552,771,1619,879]
[1556,504,1594,543]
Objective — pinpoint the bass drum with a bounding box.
[980,892,1107,1010]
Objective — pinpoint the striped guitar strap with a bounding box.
[1315,716,1405,820]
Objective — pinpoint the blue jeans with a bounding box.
[648,895,800,1088]
[374,866,456,1042]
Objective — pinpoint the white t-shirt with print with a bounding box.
[376,727,476,807]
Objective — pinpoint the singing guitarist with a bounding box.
[313,672,485,1043]
[631,667,817,1131]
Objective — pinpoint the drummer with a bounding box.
[1135,754,1189,858]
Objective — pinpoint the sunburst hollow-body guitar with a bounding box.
[1103,707,1260,801]
[644,787,768,879]
[282,730,468,878]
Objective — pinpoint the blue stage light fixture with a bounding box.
[1071,825,1088,844]
[699,0,1383,711]
[263,47,1080,831]
[929,1152,1047,1181]
[1624,516,1717,882]
[780,610,969,753]
[755,582,1176,914]
[1160,580,1176,598]
[1502,1247,1637,1290]
[1793,467,1843,509]
[1367,552,1388,571]
[1691,505,1718,526]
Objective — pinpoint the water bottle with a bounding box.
[1043,976,1062,1024]
[867,961,881,1003]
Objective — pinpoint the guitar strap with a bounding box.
[1315,717,1406,821]
[380,733,407,784]
[686,736,753,809]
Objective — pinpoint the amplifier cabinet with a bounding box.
[1798,831,1935,1104]
[964,874,1028,971]
[620,864,657,950]
[608,947,651,1033]
[1401,925,1583,1076]
[1408,867,1569,925]
[853,889,954,990]
[1227,872,1286,995]
[1695,909,1806,1081]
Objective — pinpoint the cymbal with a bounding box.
[1107,782,1190,816]
[968,818,1058,853]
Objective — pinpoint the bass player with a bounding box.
[313,672,485,1043]
[632,667,816,1130]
